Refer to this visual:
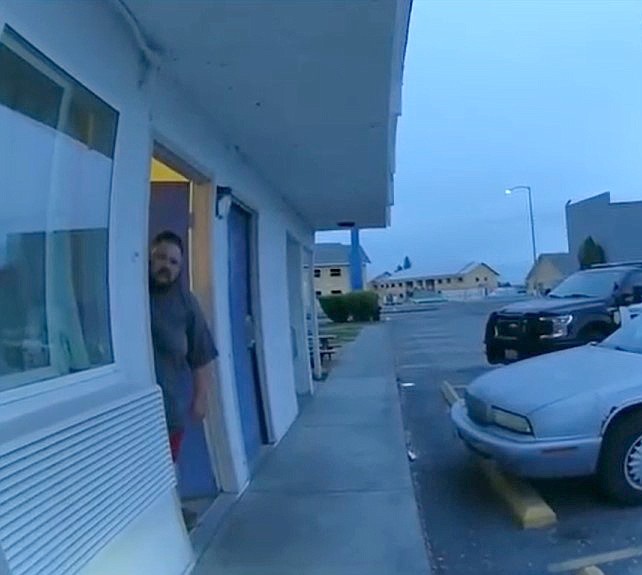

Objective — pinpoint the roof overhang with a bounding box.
[118,0,411,230]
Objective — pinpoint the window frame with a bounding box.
[0,362,119,407]
[0,27,118,399]
[0,33,72,391]
[2,28,74,134]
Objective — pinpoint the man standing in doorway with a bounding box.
[149,230,218,466]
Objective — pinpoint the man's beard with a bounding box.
[150,268,178,291]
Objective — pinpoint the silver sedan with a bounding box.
[452,315,642,504]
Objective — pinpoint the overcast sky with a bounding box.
[318,0,642,283]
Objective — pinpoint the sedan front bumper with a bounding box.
[451,401,601,478]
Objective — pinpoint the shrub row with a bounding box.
[319,291,380,323]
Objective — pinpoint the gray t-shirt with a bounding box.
[150,281,217,431]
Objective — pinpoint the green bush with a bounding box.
[319,295,350,323]
[319,291,380,323]
[346,291,379,322]
[578,236,607,269]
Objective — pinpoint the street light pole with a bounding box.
[505,185,537,266]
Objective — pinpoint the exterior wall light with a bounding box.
[216,186,233,219]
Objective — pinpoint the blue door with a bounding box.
[150,181,218,499]
[228,203,267,468]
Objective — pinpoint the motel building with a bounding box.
[0,1,411,574]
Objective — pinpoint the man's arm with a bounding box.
[191,360,214,422]
[186,293,218,422]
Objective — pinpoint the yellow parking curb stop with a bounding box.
[478,458,557,529]
[575,567,605,575]
[440,380,460,407]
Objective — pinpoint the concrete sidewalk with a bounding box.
[192,325,431,575]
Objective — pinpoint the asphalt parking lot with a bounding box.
[387,300,642,575]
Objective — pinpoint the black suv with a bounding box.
[485,263,642,364]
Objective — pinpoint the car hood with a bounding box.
[469,345,642,415]
[499,296,606,315]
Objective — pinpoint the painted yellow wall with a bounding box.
[527,260,564,294]
[150,158,188,182]
[372,264,500,301]
[313,265,351,296]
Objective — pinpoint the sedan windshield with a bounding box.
[601,317,642,354]
[549,270,623,299]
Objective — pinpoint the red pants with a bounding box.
[169,430,185,462]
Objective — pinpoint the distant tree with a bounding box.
[395,265,403,272]
[403,256,412,270]
[578,236,606,269]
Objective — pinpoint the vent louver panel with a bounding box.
[0,389,175,575]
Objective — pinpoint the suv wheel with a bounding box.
[599,411,642,505]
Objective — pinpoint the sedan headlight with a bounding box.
[540,314,573,339]
[491,407,533,434]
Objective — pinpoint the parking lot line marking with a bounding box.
[548,547,642,573]
[440,380,460,406]
[477,458,557,529]
[575,567,606,575]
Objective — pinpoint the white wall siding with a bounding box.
[0,2,189,574]
[256,213,300,439]
[151,71,312,475]
[0,389,173,575]
[78,490,192,575]
[1,1,313,573]
[4,0,156,391]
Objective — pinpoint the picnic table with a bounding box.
[308,333,338,362]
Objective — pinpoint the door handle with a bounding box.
[245,315,256,350]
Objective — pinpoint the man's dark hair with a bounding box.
[152,230,184,255]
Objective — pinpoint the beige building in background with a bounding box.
[525,253,577,295]
[372,262,500,303]
[313,243,370,296]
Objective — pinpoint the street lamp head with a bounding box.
[505,185,531,194]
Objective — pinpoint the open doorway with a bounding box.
[149,150,219,530]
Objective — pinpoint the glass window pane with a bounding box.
[0,30,117,390]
